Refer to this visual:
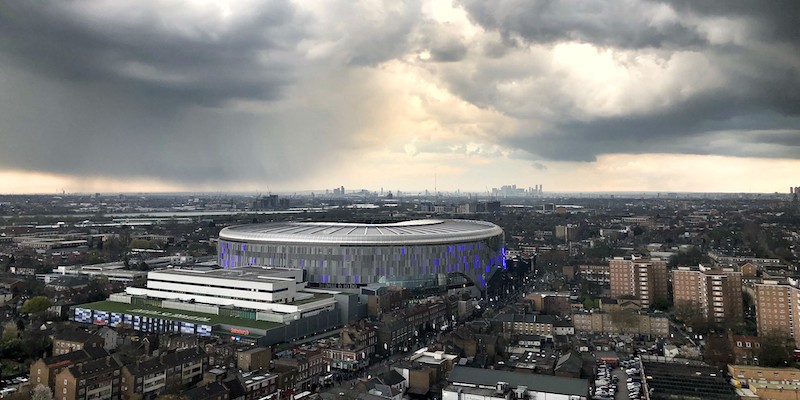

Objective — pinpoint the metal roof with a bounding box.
[448,366,589,397]
[218,219,503,245]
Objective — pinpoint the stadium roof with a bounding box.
[219,219,503,245]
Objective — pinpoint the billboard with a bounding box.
[197,325,212,336]
[93,310,109,326]
[110,313,122,327]
[75,308,92,324]
[180,322,195,334]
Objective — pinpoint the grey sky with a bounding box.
[0,0,798,192]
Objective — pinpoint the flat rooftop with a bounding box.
[77,300,282,331]
[151,266,300,283]
[448,366,588,397]
[643,361,737,400]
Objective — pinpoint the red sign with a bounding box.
[231,328,250,335]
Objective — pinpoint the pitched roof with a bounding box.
[554,352,583,374]
[160,347,207,367]
[53,330,99,344]
[42,347,109,368]
[185,382,229,400]
[379,370,405,386]
[448,366,589,397]
[67,357,122,379]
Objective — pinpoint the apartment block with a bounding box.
[578,264,610,285]
[120,347,208,399]
[609,257,668,307]
[672,266,743,325]
[54,356,122,400]
[495,314,555,336]
[755,281,800,347]
[30,348,110,390]
[572,311,669,336]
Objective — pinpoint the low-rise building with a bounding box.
[30,348,110,389]
[572,310,668,336]
[240,372,278,400]
[184,382,229,400]
[273,347,327,392]
[325,321,377,372]
[52,330,105,356]
[121,347,208,398]
[237,347,272,372]
[54,355,123,400]
[728,365,800,386]
[444,366,589,400]
[495,314,555,337]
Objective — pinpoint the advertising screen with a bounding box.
[93,310,109,325]
[180,322,195,334]
[74,308,92,324]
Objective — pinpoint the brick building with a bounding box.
[120,347,208,398]
[672,266,743,325]
[54,356,122,400]
[609,257,668,307]
[325,321,377,371]
[52,330,105,356]
[755,280,800,347]
[30,348,109,390]
[237,347,272,372]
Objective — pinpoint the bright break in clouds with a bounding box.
[0,0,798,193]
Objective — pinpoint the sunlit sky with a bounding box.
[1,0,798,194]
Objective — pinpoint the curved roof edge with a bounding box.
[219,219,503,246]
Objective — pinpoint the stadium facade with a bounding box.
[217,219,505,290]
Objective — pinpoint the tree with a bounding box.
[650,296,672,312]
[674,300,709,332]
[31,384,53,400]
[703,333,734,369]
[2,321,18,342]
[609,309,639,332]
[758,329,794,367]
[22,296,53,314]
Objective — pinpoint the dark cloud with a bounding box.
[0,0,798,189]
[0,0,427,185]
[429,41,469,62]
[0,1,303,107]
[458,0,707,49]
[665,0,800,45]
[431,0,800,162]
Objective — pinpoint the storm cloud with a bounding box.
[0,0,798,190]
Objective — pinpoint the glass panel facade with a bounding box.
[217,234,505,289]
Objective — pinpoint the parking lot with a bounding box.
[612,368,628,400]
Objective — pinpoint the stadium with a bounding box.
[218,219,505,291]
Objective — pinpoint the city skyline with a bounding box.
[1,1,798,194]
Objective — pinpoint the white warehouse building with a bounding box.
[122,266,337,323]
